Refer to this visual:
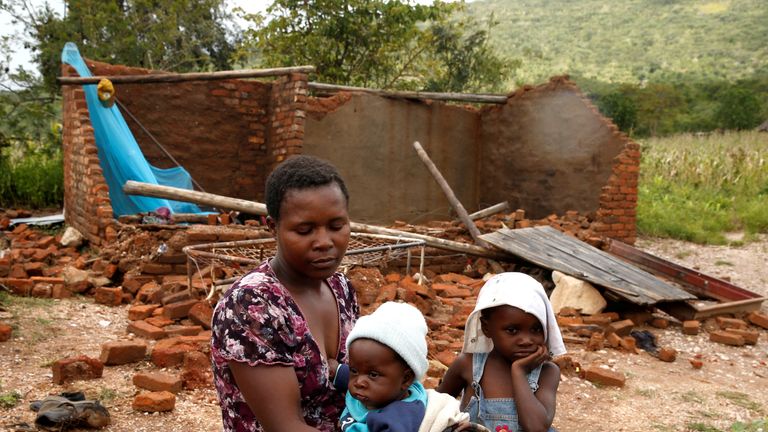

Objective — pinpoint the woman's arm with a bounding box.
[230,361,322,432]
[511,353,560,432]
[436,353,471,397]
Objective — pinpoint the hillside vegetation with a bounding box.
[466,0,768,86]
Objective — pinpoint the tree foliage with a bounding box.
[238,0,512,92]
[1,0,237,93]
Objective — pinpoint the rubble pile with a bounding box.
[2,208,767,417]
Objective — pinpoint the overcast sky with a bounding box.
[1,0,459,78]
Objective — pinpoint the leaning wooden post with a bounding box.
[412,141,491,249]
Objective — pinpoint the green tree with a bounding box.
[240,0,511,92]
[1,0,237,93]
[715,87,763,130]
[597,87,638,134]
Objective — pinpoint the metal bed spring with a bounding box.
[183,232,426,300]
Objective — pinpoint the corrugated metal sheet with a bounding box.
[480,226,695,305]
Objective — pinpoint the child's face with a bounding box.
[348,338,414,410]
[270,183,350,281]
[481,305,546,362]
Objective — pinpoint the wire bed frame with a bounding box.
[183,232,426,300]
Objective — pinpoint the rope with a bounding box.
[115,97,207,193]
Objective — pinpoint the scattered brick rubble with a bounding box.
[1,207,767,414]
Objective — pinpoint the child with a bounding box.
[437,273,566,432]
[210,155,359,432]
[334,301,470,432]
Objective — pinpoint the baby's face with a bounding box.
[481,305,546,362]
[347,338,413,409]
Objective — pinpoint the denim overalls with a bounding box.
[464,352,554,432]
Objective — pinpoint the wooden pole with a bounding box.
[123,180,508,259]
[465,201,511,221]
[412,141,491,249]
[58,66,316,85]
[308,82,508,104]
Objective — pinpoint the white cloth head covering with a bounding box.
[346,301,429,379]
[462,272,566,356]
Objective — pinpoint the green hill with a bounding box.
[465,0,768,86]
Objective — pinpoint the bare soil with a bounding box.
[1,236,767,432]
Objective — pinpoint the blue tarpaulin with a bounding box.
[61,42,203,216]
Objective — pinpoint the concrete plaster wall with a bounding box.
[304,93,481,224]
[479,79,627,219]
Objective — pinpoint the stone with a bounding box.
[133,372,183,393]
[100,340,148,365]
[550,271,607,315]
[658,347,677,362]
[52,355,103,384]
[60,226,84,247]
[0,323,12,342]
[133,391,176,412]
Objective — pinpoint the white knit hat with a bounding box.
[346,301,429,380]
[462,272,566,357]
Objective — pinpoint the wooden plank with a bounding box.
[58,66,316,85]
[606,239,761,302]
[480,226,695,305]
[308,82,508,104]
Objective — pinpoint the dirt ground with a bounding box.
[1,235,767,432]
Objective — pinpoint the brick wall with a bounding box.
[267,73,308,170]
[60,71,117,246]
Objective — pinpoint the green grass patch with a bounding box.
[0,291,55,309]
[0,390,22,409]
[638,131,768,244]
[729,418,768,431]
[0,152,63,209]
[686,423,722,432]
[716,391,764,414]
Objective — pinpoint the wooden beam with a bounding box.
[308,82,509,104]
[412,141,489,248]
[465,201,510,221]
[123,180,509,259]
[58,66,316,85]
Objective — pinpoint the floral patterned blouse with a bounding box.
[211,260,359,432]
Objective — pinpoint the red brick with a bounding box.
[128,304,160,321]
[375,283,397,303]
[145,316,174,328]
[9,264,28,279]
[582,315,613,326]
[658,347,677,362]
[143,263,173,275]
[726,328,759,345]
[0,278,33,296]
[582,366,626,387]
[709,330,745,346]
[606,319,634,337]
[181,351,213,390]
[619,336,638,354]
[188,301,213,330]
[126,320,166,340]
[94,286,123,306]
[689,358,704,369]
[0,324,12,342]
[716,317,748,330]
[150,336,207,367]
[164,325,204,337]
[133,372,183,393]
[100,340,148,365]
[52,355,103,385]
[747,312,768,330]
[162,298,199,320]
[586,333,605,351]
[650,318,670,329]
[132,391,176,412]
[31,283,52,298]
[682,320,700,335]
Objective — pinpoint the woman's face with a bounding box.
[481,305,546,362]
[271,183,350,282]
[348,338,413,410]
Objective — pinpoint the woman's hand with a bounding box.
[327,358,340,381]
[511,344,549,374]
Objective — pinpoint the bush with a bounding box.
[0,152,63,209]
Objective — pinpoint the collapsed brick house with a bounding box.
[61,59,639,248]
